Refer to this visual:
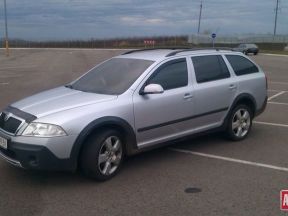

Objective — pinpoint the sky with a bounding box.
[0,0,287,40]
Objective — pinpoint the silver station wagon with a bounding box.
[0,48,267,181]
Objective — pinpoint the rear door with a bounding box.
[189,54,237,129]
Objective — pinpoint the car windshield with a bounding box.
[71,58,154,95]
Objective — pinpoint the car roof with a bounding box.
[117,48,236,61]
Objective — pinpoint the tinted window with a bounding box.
[147,59,188,90]
[192,55,230,83]
[72,58,154,95]
[226,55,259,76]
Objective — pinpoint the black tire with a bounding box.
[254,52,258,55]
[80,129,124,181]
[226,104,252,141]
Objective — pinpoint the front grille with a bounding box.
[0,113,22,134]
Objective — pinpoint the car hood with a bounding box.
[11,86,117,118]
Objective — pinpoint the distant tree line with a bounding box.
[0,35,189,48]
[0,35,286,50]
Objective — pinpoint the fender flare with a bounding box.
[69,116,137,170]
[222,93,257,129]
[230,93,257,114]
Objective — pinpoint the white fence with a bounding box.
[188,34,288,44]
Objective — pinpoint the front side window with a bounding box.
[226,55,259,76]
[71,58,154,95]
[192,55,230,83]
[147,58,188,90]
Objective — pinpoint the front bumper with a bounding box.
[0,131,76,171]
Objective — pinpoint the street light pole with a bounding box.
[273,0,279,36]
[197,0,203,34]
[4,0,9,56]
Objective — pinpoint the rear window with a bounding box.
[226,55,259,76]
[247,44,257,48]
[192,55,230,83]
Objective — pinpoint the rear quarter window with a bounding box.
[226,55,259,76]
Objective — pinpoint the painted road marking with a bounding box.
[268,89,288,92]
[0,74,23,78]
[269,81,288,85]
[268,89,280,92]
[268,91,286,101]
[254,121,288,128]
[0,48,131,51]
[268,101,288,106]
[263,53,288,57]
[0,82,9,85]
[0,65,36,70]
[169,148,288,172]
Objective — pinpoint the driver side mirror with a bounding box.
[140,84,164,95]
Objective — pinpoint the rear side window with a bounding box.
[192,55,230,83]
[226,55,259,76]
[147,58,188,90]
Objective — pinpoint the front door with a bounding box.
[133,58,196,148]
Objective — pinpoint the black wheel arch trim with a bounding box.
[222,93,257,129]
[230,93,257,115]
[70,116,137,170]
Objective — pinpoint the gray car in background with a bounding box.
[0,48,267,181]
[233,43,259,55]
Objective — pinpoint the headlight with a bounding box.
[22,123,67,137]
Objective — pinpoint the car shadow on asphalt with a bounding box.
[1,132,237,185]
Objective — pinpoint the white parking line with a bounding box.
[269,81,288,85]
[0,65,36,70]
[268,101,288,106]
[0,82,9,85]
[254,121,288,128]
[263,53,288,57]
[268,89,288,92]
[0,48,131,51]
[169,148,288,172]
[0,74,23,78]
[268,91,286,101]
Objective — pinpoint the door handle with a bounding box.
[184,93,193,99]
[229,84,237,90]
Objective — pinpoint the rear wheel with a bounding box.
[81,129,124,181]
[226,105,252,141]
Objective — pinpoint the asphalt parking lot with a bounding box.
[0,49,288,216]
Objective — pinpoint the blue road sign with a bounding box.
[211,33,216,38]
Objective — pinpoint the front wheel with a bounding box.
[226,105,252,141]
[80,130,124,181]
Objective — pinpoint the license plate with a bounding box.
[0,136,7,149]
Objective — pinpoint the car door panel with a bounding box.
[190,55,238,129]
[133,58,196,148]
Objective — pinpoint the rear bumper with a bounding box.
[247,48,259,53]
[255,96,267,117]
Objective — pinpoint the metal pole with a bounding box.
[4,0,9,56]
[274,0,279,36]
[197,0,203,34]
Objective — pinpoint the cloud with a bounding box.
[0,0,287,39]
